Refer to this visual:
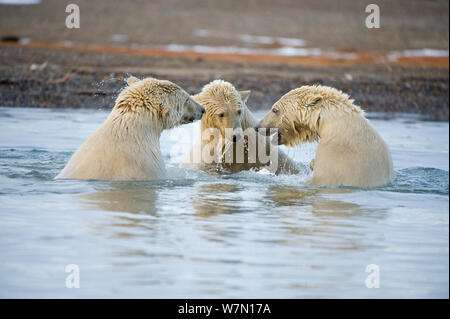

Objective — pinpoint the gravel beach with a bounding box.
[0,0,448,120]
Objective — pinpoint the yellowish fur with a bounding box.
[56,76,204,181]
[258,85,394,187]
[180,80,299,174]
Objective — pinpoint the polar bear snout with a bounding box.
[219,126,242,143]
[198,106,206,119]
[255,114,275,136]
[184,98,205,123]
[254,125,268,136]
[256,123,283,146]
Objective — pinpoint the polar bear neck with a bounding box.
[317,110,374,145]
[240,105,259,130]
[105,109,165,163]
[108,108,164,136]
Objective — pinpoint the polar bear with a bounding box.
[256,85,394,187]
[180,80,299,174]
[56,76,205,181]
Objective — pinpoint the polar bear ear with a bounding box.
[239,90,251,103]
[307,95,322,108]
[126,76,140,85]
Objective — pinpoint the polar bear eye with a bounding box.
[218,113,225,118]
[272,108,279,114]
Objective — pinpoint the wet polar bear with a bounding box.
[56,76,205,181]
[180,80,299,174]
[257,85,394,187]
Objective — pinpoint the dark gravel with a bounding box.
[1,45,448,121]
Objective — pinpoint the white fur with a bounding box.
[311,111,394,187]
[56,110,167,180]
[56,77,203,181]
[259,85,394,187]
[180,80,299,174]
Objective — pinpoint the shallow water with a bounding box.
[0,107,448,298]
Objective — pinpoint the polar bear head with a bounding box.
[257,85,363,146]
[193,79,250,143]
[114,76,205,130]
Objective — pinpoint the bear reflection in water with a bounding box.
[73,180,386,256]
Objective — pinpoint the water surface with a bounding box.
[0,107,448,298]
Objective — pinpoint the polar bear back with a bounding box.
[311,114,394,188]
[56,115,166,181]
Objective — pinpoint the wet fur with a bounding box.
[56,76,203,180]
[258,85,394,187]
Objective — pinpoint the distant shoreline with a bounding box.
[3,40,449,68]
[1,44,448,121]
